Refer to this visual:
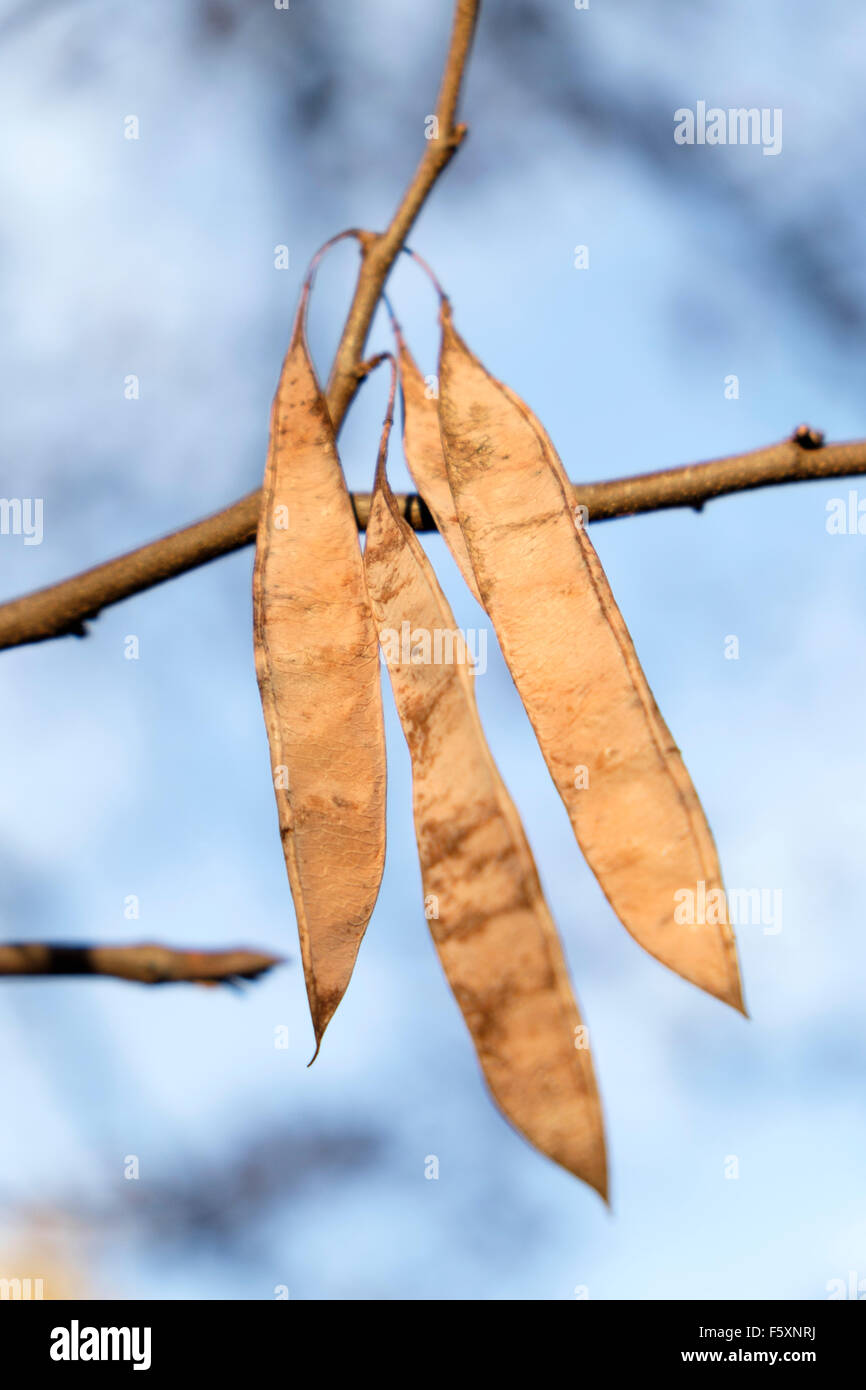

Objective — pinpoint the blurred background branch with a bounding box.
[0,942,283,984]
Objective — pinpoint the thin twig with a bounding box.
[0,942,284,985]
[325,0,478,422]
[0,426,863,651]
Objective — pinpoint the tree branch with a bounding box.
[0,426,863,652]
[0,942,284,985]
[325,0,479,421]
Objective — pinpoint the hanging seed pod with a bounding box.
[364,360,608,1196]
[253,274,387,1058]
[436,300,744,1014]
[395,329,483,606]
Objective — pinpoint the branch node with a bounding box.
[791,423,825,450]
[356,229,381,256]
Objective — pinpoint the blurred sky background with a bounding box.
[1,0,865,1300]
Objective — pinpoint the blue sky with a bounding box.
[0,0,865,1299]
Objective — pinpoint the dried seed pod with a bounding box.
[253,282,387,1056]
[437,301,744,1014]
[396,333,483,605]
[364,377,607,1196]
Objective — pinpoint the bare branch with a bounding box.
[0,942,284,985]
[325,0,479,421]
[573,424,848,520]
[0,427,863,652]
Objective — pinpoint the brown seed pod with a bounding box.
[364,367,608,1196]
[395,331,483,606]
[437,300,744,1014]
[253,280,387,1058]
